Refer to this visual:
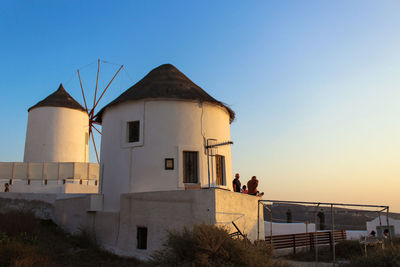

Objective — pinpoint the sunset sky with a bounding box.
[1,1,399,211]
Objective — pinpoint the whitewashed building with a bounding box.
[96,64,235,211]
[0,64,264,260]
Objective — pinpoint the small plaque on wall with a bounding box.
[165,158,174,170]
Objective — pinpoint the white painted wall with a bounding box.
[215,189,264,242]
[0,189,262,260]
[100,100,232,211]
[24,107,89,162]
[55,189,261,260]
[264,221,316,236]
[367,215,400,236]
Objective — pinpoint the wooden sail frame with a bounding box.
[77,59,124,163]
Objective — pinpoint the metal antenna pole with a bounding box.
[378,211,382,238]
[210,146,214,187]
[331,204,336,266]
[257,200,260,240]
[315,203,320,267]
[263,204,273,245]
[387,207,392,244]
[207,140,210,188]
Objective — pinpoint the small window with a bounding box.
[215,155,225,186]
[183,151,198,183]
[165,158,174,170]
[127,121,140,143]
[137,227,148,250]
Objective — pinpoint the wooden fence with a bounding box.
[265,230,346,254]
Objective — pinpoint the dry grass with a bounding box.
[286,239,400,266]
[0,211,142,267]
[287,240,363,262]
[342,242,400,267]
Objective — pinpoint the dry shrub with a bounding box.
[150,223,284,267]
[12,253,53,267]
[335,240,363,259]
[70,228,99,250]
[344,245,400,267]
[0,239,35,266]
[0,211,51,267]
[0,212,141,267]
[0,211,39,237]
[0,238,53,267]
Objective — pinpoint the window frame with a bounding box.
[183,151,199,184]
[127,120,140,143]
[121,119,144,148]
[215,155,226,186]
[165,158,174,170]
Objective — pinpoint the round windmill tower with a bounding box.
[24,60,124,164]
[24,84,89,163]
[96,64,235,211]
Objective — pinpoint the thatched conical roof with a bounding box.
[95,64,235,123]
[28,84,86,112]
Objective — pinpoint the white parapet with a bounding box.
[0,162,99,194]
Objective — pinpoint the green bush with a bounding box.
[150,223,285,267]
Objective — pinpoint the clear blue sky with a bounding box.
[1,1,399,211]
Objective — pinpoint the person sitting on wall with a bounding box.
[362,230,380,248]
[369,230,376,237]
[367,230,378,245]
[241,185,248,194]
[317,209,325,230]
[247,176,259,196]
[232,173,241,193]
[4,183,9,192]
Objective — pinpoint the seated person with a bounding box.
[4,183,9,192]
[247,176,259,196]
[241,185,248,194]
